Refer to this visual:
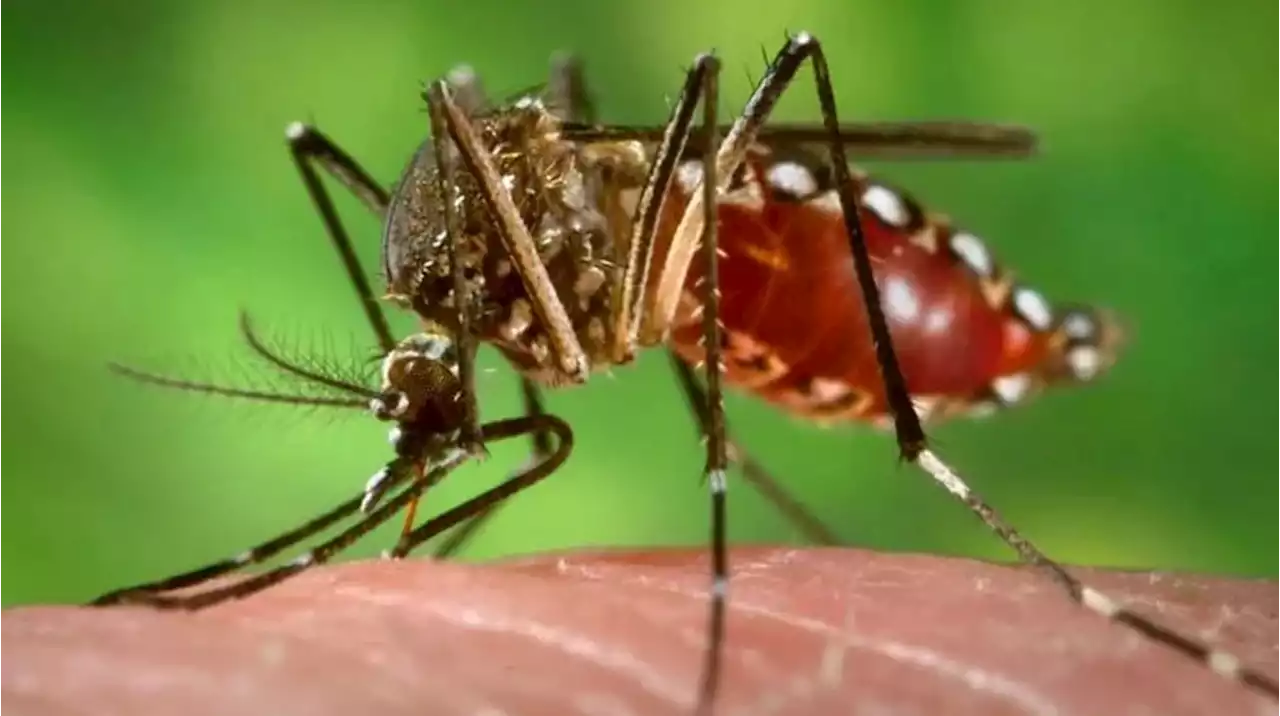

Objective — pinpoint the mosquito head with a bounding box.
[370,331,465,433]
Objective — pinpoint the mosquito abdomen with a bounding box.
[663,151,1122,425]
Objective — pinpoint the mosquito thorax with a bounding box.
[382,94,641,387]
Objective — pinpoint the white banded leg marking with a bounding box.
[361,466,394,513]
[917,448,971,500]
[707,468,728,495]
[706,467,730,652]
[918,448,1264,690]
[289,551,317,568]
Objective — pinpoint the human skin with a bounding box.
[3,547,1276,716]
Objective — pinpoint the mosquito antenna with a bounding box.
[108,363,369,408]
[238,311,378,398]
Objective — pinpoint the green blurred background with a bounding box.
[4,0,1276,606]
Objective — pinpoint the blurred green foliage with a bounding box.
[3,0,1276,606]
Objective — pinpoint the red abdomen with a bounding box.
[658,153,1117,424]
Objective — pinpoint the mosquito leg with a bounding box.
[96,340,378,605]
[562,121,1038,159]
[609,57,710,363]
[633,30,1274,699]
[96,412,558,610]
[419,82,488,459]
[667,353,840,546]
[285,124,395,355]
[602,52,733,714]
[116,451,468,610]
[96,76,520,609]
[285,60,493,356]
[426,54,597,561]
[688,54,731,716]
[548,52,597,124]
[430,378,552,559]
[517,379,555,457]
[390,414,573,555]
[444,63,492,116]
[425,80,590,384]
[283,120,429,525]
[736,32,1276,698]
[90,492,365,606]
[91,447,469,609]
[289,95,489,526]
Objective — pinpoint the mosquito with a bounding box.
[92,33,1278,712]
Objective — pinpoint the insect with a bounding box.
[93,33,1277,712]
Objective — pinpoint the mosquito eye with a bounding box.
[369,391,410,421]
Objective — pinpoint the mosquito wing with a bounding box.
[562,120,1037,160]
